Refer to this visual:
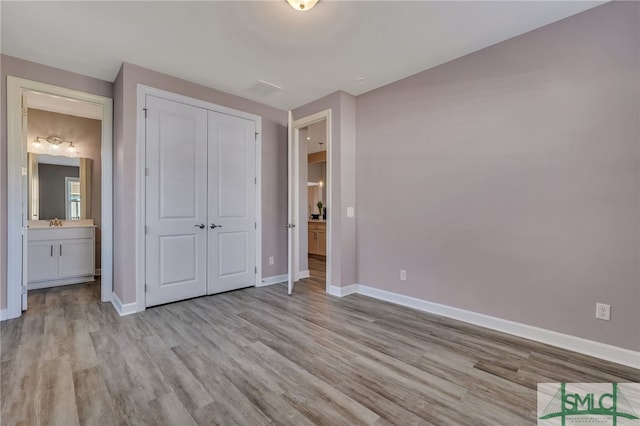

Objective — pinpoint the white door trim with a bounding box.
[135,85,262,313]
[291,110,332,293]
[6,76,114,319]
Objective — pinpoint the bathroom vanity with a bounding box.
[27,221,95,289]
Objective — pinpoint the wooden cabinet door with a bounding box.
[317,231,326,256]
[308,230,317,255]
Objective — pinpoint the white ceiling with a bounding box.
[1,1,606,111]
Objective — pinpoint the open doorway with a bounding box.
[25,99,103,296]
[299,122,327,288]
[6,77,113,320]
[289,110,331,295]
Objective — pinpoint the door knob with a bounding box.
[194,224,205,229]
[210,223,222,229]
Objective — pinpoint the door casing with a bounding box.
[290,110,332,294]
[136,85,262,313]
[5,76,114,320]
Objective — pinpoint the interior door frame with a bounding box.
[136,85,262,313]
[291,109,332,293]
[5,76,114,320]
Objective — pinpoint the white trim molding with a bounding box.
[328,284,358,297]
[291,110,332,295]
[258,274,288,287]
[335,284,640,370]
[111,292,137,316]
[297,270,310,280]
[0,309,8,321]
[6,76,114,321]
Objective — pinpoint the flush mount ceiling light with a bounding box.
[286,0,319,12]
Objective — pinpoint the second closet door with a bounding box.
[207,111,256,295]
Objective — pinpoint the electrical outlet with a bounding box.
[268,256,274,265]
[595,303,610,321]
[400,269,407,281]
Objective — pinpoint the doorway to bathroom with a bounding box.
[6,77,113,319]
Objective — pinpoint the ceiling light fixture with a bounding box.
[286,0,319,12]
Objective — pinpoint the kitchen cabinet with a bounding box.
[27,226,95,289]
[308,221,326,256]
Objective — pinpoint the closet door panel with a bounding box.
[145,96,208,307]
[208,111,256,294]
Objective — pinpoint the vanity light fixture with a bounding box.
[31,136,77,156]
[286,0,319,12]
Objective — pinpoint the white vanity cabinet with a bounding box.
[28,226,95,289]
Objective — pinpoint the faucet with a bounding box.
[49,218,63,227]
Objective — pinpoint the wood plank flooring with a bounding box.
[2,259,638,425]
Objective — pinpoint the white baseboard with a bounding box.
[328,284,358,297]
[297,270,310,280]
[259,274,288,287]
[111,292,137,316]
[346,284,640,370]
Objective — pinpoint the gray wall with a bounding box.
[38,164,79,220]
[355,2,640,351]
[114,62,288,304]
[0,54,113,310]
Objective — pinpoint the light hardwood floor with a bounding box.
[2,260,638,425]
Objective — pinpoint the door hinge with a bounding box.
[22,286,27,295]
[145,168,150,177]
[255,132,259,140]
[254,222,257,229]
[254,177,257,184]
[145,226,149,235]
[143,107,148,118]
[254,266,257,274]
[21,108,28,117]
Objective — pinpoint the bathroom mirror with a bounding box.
[28,153,92,221]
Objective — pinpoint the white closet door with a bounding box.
[207,111,256,294]
[145,96,208,307]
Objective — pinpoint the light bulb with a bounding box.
[286,0,319,12]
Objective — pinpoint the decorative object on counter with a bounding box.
[49,218,63,227]
[317,201,323,216]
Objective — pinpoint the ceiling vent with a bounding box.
[248,79,283,96]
